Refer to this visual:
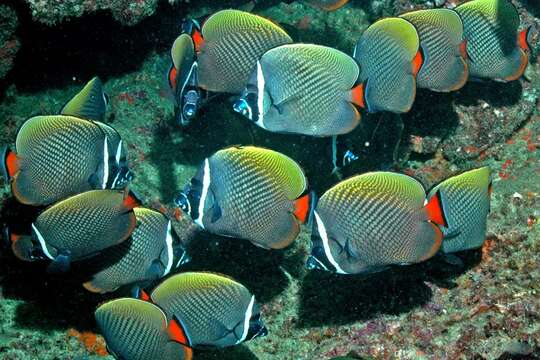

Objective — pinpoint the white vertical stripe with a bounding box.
[314,211,347,274]
[115,139,122,164]
[163,220,174,276]
[31,223,54,260]
[101,137,109,189]
[237,295,255,344]
[194,158,210,229]
[255,61,266,129]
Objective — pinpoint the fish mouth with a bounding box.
[306,250,332,272]
[176,80,201,127]
[173,244,191,268]
[246,316,268,341]
[233,87,258,122]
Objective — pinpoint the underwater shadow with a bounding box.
[2,1,182,96]
[180,231,290,303]
[454,80,523,107]
[196,345,259,360]
[297,266,433,328]
[0,252,109,331]
[404,89,460,140]
[147,102,340,202]
[422,248,483,290]
[0,196,113,331]
[298,249,483,328]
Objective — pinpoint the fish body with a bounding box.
[455,0,530,81]
[353,17,422,113]
[12,190,140,267]
[234,44,363,137]
[1,115,131,206]
[427,167,491,253]
[149,272,267,348]
[307,172,443,274]
[83,207,190,293]
[196,9,293,93]
[175,146,312,249]
[168,33,199,126]
[400,9,469,92]
[95,298,192,360]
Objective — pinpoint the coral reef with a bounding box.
[0,4,20,80]
[25,0,160,26]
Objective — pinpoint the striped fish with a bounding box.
[233,43,363,137]
[83,207,190,293]
[148,272,267,348]
[175,146,312,249]
[353,17,423,113]
[456,0,530,81]
[1,115,130,206]
[12,190,140,270]
[95,298,192,360]
[196,9,293,93]
[427,167,491,253]
[400,9,469,92]
[307,172,443,274]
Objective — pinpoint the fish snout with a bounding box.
[174,191,192,216]
[233,98,252,119]
[306,245,332,272]
[246,321,268,341]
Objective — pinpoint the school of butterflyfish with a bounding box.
[1,0,528,358]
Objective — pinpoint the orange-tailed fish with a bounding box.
[426,167,491,254]
[455,0,530,81]
[175,146,313,249]
[95,298,193,360]
[147,272,267,348]
[353,17,423,113]
[307,172,443,274]
[400,9,469,92]
[233,43,363,137]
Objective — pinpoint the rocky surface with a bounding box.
[0,4,20,81]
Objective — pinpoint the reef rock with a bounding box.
[0,4,20,80]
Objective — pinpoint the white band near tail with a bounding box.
[31,223,54,260]
[255,61,266,129]
[163,220,174,276]
[101,137,109,189]
[195,158,210,229]
[237,295,255,344]
[313,211,347,274]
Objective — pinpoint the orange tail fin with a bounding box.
[168,65,177,91]
[319,0,350,11]
[351,83,366,109]
[192,30,204,53]
[168,315,193,360]
[425,191,447,227]
[123,189,142,210]
[2,147,19,180]
[518,27,531,52]
[135,288,150,302]
[293,192,313,224]
[412,49,424,77]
